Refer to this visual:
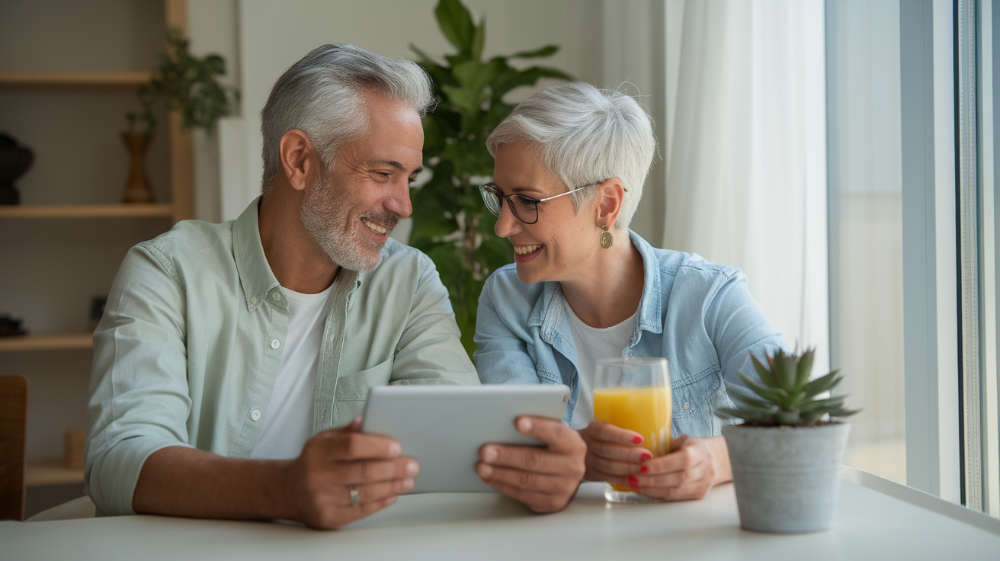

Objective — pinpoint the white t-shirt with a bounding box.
[564,300,637,429]
[250,284,334,459]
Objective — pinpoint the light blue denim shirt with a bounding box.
[473,231,786,437]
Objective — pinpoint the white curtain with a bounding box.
[659,0,830,373]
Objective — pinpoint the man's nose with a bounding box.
[384,180,413,219]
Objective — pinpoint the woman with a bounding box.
[474,82,785,501]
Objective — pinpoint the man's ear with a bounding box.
[279,129,318,192]
[594,178,626,228]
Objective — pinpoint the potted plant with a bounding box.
[122,28,238,203]
[717,348,859,533]
[408,0,572,353]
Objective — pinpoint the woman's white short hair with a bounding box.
[260,43,434,187]
[486,82,655,229]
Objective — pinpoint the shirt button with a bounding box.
[682,402,690,410]
[270,338,281,350]
[250,296,258,306]
[249,408,262,421]
[270,292,281,303]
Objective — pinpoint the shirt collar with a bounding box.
[526,230,664,337]
[232,197,368,311]
[232,197,280,310]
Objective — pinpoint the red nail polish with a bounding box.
[640,465,649,474]
[628,475,639,489]
[640,451,653,461]
[632,436,644,444]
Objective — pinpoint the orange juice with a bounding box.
[593,386,672,491]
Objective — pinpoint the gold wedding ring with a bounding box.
[349,484,360,506]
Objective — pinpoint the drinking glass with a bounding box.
[592,357,672,503]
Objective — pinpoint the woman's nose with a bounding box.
[494,199,520,238]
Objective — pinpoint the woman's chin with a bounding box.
[515,263,547,284]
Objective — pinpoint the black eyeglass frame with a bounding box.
[478,182,600,225]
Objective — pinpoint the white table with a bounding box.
[3,469,999,560]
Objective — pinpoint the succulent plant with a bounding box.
[717,348,860,426]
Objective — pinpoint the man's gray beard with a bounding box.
[300,177,382,272]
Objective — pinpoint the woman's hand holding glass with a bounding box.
[579,424,729,501]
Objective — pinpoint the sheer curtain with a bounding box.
[660,0,830,371]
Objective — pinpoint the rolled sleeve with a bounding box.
[85,243,193,515]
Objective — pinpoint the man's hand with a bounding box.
[286,418,419,529]
[629,434,731,501]
[476,416,586,514]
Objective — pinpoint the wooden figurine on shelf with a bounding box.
[121,28,238,205]
[121,127,154,204]
[0,133,34,205]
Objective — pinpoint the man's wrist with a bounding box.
[265,459,298,521]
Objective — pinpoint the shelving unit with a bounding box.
[0,0,192,497]
[0,204,174,219]
[0,71,153,89]
[24,461,84,487]
[0,334,93,353]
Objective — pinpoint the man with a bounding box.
[86,44,585,530]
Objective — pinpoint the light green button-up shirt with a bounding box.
[86,199,478,515]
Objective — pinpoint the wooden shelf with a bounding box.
[25,460,84,487]
[0,204,174,219]
[0,71,152,89]
[0,333,92,352]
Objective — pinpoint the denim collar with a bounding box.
[526,230,664,348]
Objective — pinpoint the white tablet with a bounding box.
[360,384,570,493]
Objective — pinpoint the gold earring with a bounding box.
[600,225,613,249]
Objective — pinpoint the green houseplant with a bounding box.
[127,28,238,134]
[718,348,859,533]
[408,0,572,353]
[122,28,238,203]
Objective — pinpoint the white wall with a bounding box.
[187,0,240,222]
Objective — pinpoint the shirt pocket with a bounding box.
[336,358,394,401]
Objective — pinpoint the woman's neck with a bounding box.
[559,232,645,328]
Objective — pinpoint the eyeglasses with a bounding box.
[478,182,598,225]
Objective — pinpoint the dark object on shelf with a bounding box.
[121,132,154,204]
[0,133,34,205]
[0,314,28,337]
[89,296,107,331]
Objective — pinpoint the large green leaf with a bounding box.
[510,45,559,59]
[493,66,574,98]
[435,0,476,53]
[471,20,485,61]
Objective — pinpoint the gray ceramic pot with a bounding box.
[722,422,850,533]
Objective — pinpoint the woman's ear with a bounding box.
[594,178,626,228]
[278,129,318,192]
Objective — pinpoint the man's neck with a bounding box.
[257,189,339,294]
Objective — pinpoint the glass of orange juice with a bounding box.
[592,357,671,503]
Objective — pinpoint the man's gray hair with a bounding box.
[486,82,655,229]
[260,43,434,187]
